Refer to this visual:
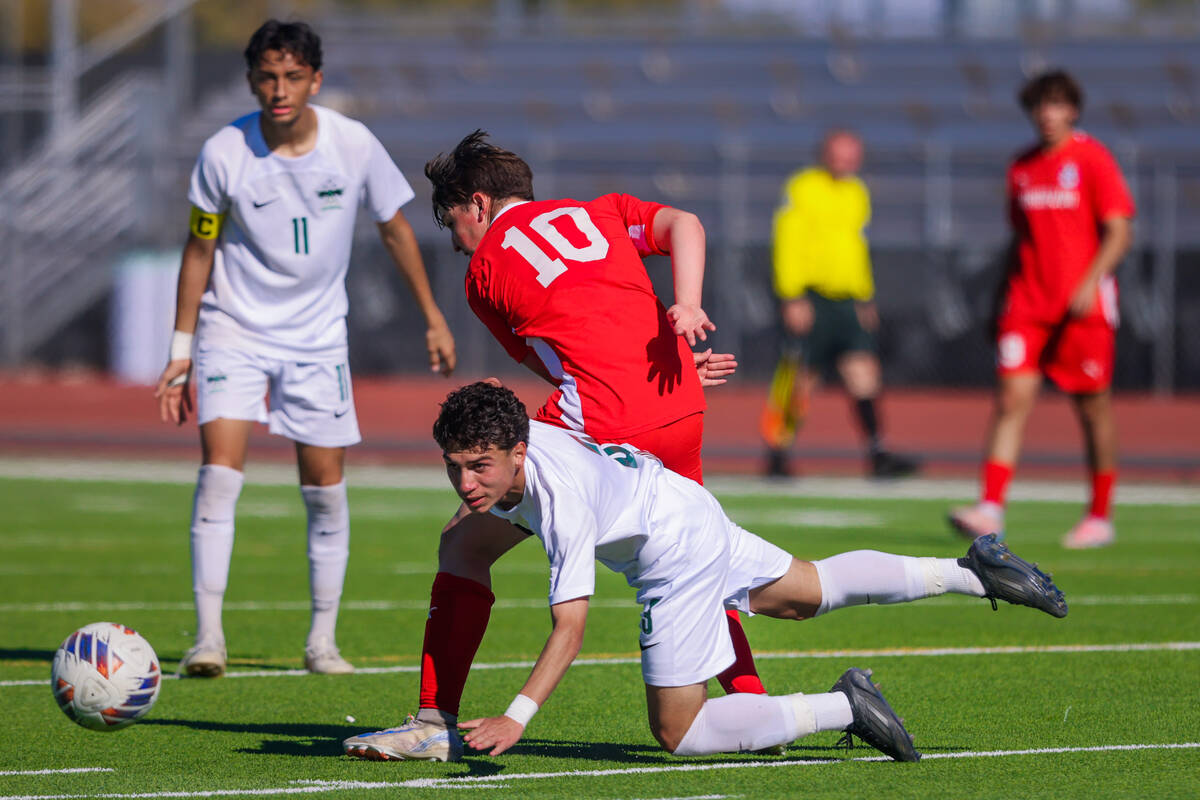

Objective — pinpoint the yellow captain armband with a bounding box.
[189,206,224,240]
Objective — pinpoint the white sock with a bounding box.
[190,464,244,644]
[806,691,855,732]
[813,550,985,616]
[672,692,817,755]
[302,481,350,648]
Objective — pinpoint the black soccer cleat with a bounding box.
[959,533,1068,618]
[829,667,920,762]
[870,451,920,479]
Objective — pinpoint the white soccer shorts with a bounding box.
[636,503,792,688]
[193,345,361,448]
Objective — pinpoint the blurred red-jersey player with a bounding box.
[343,131,768,763]
[950,70,1134,549]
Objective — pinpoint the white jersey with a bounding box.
[188,104,414,360]
[489,420,729,605]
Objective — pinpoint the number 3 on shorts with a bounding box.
[640,598,660,636]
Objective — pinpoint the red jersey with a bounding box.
[1005,131,1134,323]
[465,194,705,440]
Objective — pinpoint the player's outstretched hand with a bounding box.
[427,321,457,376]
[153,360,194,426]
[694,348,737,387]
[459,715,524,756]
[666,304,716,346]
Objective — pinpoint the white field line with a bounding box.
[0,743,1196,798]
[0,769,113,777]
[2,641,1197,689]
[0,592,1194,615]
[1,457,1198,506]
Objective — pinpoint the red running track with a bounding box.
[0,373,1197,482]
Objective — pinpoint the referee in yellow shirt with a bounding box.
[761,129,918,478]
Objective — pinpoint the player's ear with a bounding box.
[471,192,489,222]
[309,69,323,97]
[511,441,527,467]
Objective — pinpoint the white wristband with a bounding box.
[503,694,539,727]
[169,330,194,362]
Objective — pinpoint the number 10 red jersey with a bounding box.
[465,193,705,440]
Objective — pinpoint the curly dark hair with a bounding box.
[1018,69,1083,113]
[244,19,322,72]
[433,382,530,454]
[424,130,534,227]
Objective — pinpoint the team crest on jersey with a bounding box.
[1058,162,1079,189]
[316,178,345,211]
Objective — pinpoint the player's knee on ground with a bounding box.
[649,716,695,754]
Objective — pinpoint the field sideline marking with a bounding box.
[0,768,113,777]
[1,457,1197,506]
[2,641,1196,689]
[1,593,1195,614]
[0,743,1195,797]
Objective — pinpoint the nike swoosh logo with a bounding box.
[252,198,278,208]
[639,642,658,651]
[334,409,349,418]
[317,530,337,537]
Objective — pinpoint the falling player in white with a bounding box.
[343,382,1067,762]
[154,19,456,677]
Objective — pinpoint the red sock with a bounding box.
[981,460,1014,505]
[716,609,767,695]
[418,572,495,716]
[1089,470,1116,519]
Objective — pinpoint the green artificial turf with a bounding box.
[1,473,1197,799]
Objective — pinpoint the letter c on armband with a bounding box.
[189,207,223,240]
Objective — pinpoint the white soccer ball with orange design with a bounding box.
[50,622,161,731]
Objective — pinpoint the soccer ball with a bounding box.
[50,622,162,731]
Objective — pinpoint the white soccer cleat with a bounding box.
[948,502,1004,540]
[179,639,226,678]
[343,715,464,762]
[1062,516,1115,549]
[304,636,355,675]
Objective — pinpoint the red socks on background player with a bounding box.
[982,460,1014,506]
[418,572,495,716]
[1089,469,1116,519]
[983,460,1114,521]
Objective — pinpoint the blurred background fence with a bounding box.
[2,0,1199,391]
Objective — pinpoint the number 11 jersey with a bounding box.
[465,194,706,440]
[188,104,415,361]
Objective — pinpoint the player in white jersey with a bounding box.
[154,20,456,677]
[343,382,1067,762]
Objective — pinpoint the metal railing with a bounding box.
[0,74,162,363]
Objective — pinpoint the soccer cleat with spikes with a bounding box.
[343,715,464,762]
[959,533,1068,618]
[829,667,919,762]
[304,636,355,675]
[179,639,226,678]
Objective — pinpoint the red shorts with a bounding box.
[620,411,705,485]
[995,314,1114,393]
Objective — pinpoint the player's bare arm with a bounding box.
[1068,215,1132,316]
[459,596,589,755]
[377,209,457,375]
[652,207,715,346]
[154,230,217,425]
